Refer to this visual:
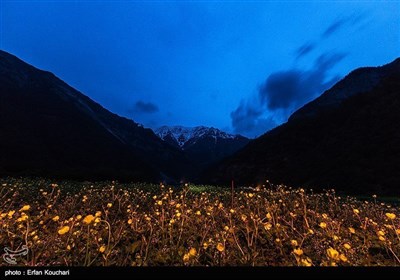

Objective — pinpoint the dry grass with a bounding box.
[0,178,399,266]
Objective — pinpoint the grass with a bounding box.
[0,177,399,266]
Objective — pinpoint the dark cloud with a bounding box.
[322,13,367,39]
[132,101,159,114]
[322,19,347,38]
[231,52,346,137]
[231,101,262,133]
[260,52,346,111]
[230,100,276,138]
[295,42,315,59]
[260,70,302,110]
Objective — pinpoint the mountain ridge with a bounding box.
[155,125,246,148]
[0,50,194,182]
[290,57,400,121]
[202,57,400,195]
[155,125,250,171]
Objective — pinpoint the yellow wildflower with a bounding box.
[248,193,254,198]
[95,217,101,223]
[196,211,201,216]
[291,240,298,247]
[7,210,15,218]
[379,236,385,241]
[99,246,106,253]
[343,243,351,250]
[189,248,197,257]
[264,223,272,231]
[58,226,70,235]
[203,242,209,250]
[107,203,112,208]
[52,216,60,222]
[339,254,348,262]
[266,212,272,219]
[224,226,230,231]
[333,235,339,241]
[83,214,95,225]
[349,227,356,234]
[377,230,385,236]
[157,200,162,206]
[353,209,360,214]
[95,211,101,217]
[76,215,82,220]
[301,258,312,267]
[183,253,190,262]
[385,213,396,220]
[308,229,314,234]
[216,243,225,252]
[293,248,303,256]
[17,215,28,222]
[326,247,339,261]
[67,245,71,250]
[19,205,30,212]
[230,209,235,214]
[128,219,133,225]
[319,222,327,229]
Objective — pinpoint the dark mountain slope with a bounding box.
[203,58,400,195]
[0,50,193,181]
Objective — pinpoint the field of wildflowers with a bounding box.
[1,178,399,266]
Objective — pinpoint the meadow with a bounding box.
[0,178,399,266]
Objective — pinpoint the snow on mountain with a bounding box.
[155,126,238,149]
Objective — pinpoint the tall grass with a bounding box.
[1,178,399,266]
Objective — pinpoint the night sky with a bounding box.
[1,1,399,138]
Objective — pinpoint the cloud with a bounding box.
[260,70,302,110]
[260,52,346,111]
[230,52,346,137]
[295,42,315,60]
[322,18,347,38]
[231,11,367,138]
[230,100,276,138]
[322,13,367,39]
[132,101,159,114]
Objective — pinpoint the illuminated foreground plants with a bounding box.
[0,178,399,266]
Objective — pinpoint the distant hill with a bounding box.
[203,58,400,195]
[155,126,250,169]
[0,50,193,182]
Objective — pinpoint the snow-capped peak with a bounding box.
[155,125,238,148]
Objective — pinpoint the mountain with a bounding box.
[0,50,193,182]
[203,58,400,195]
[155,126,250,169]
[290,57,400,121]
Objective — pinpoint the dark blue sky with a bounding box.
[1,1,399,137]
